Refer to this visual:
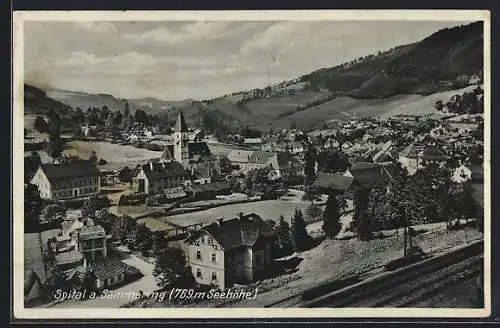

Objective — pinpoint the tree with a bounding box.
[123,101,130,117]
[153,246,195,291]
[322,192,342,238]
[435,100,444,112]
[24,151,41,182]
[34,116,48,133]
[110,215,136,242]
[24,184,42,233]
[88,151,98,164]
[302,186,320,204]
[112,111,123,128]
[82,196,98,218]
[46,111,63,161]
[303,145,317,185]
[292,209,311,251]
[305,203,323,221]
[118,166,133,183]
[352,187,372,240]
[134,109,148,125]
[276,215,295,256]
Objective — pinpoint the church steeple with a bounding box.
[173,111,189,168]
[175,111,188,132]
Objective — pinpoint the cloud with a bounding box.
[24,20,473,100]
[74,21,118,34]
[123,21,235,45]
[53,51,160,75]
[239,22,311,56]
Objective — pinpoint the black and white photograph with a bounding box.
[13,10,490,319]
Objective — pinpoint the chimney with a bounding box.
[238,212,244,220]
[217,218,224,226]
[149,161,153,171]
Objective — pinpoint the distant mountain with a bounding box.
[301,21,483,98]
[42,89,187,115]
[25,21,484,131]
[24,84,72,114]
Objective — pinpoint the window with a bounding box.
[196,269,202,278]
[207,238,213,245]
[109,277,114,284]
[211,272,217,281]
[211,253,216,264]
[196,251,202,260]
[94,239,104,248]
[255,254,262,265]
[200,237,205,244]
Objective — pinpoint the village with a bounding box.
[22,79,485,308]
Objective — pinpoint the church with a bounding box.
[132,112,221,195]
[163,111,221,177]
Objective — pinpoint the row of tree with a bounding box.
[350,163,482,241]
[435,86,484,115]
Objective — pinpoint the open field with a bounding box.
[230,227,483,307]
[243,90,333,120]
[136,218,178,232]
[163,199,313,228]
[274,85,478,130]
[206,141,248,157]
[132,225,482,308]
[108,205,161,218]
[63,141,161,163]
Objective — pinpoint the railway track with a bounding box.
[266,241,483,308]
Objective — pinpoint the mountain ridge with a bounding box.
[25,21,483,130]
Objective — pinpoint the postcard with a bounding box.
[12,9,491,319]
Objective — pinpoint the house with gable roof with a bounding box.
[183,213,274,289]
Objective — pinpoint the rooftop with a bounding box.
[54,250,84,265]
[312,173,354,191]
[90,257,128,280]
[78,225,106,240]
[39,163,100,181]
[175,111,188,132]
[186,213,273,250]
[139,160,187,181]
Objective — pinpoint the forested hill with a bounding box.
[300,21,483,98]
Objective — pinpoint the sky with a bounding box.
[24,20,473,101]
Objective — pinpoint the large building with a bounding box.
[31,163,101,201]
[162,111,221,175]
[132,159,188,195]
[183,213,274,289]
[46,217,129,291]
[78,225,108,260]
[227,150,304,180]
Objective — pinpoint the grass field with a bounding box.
[136,217,178,232]
[273,85,478,130]
[108,205,161,218]
[63,141,161,163]
[163,199,313,228]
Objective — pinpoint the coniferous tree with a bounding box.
[292,209,311,251]
[352,187,372,240]
[153,246,194,291]
[276,215,295,256]
[322,192,342,238]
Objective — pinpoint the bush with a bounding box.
[305,203,323,222]
[41,203,67,219]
